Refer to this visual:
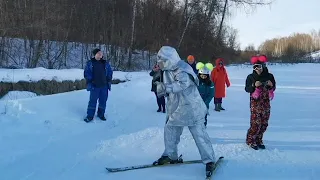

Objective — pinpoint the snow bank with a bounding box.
[0,67,131,83]
[0,91,38,101]
[310,50,320,59]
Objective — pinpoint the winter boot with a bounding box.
[97,108,106,121]
[157,107,161,112]
[162,105,166,113]
[84,116,93,123]
[206,162,215,177]
[218,103,225,110]
[258,144,266,149]
[214,104,220,112]
[98,115,106,121]
[153,155,182,165]
[248,144,259,150]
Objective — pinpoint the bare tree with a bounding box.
[217,0,228,38]
[259,31,320,62]
[0,0,276,69]
[128,0,137,69]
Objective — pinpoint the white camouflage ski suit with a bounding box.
[156,46,215,164]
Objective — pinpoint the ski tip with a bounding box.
[216,156,224,160]
[106,168,116,172]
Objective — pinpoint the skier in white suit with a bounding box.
[153,46,216,174]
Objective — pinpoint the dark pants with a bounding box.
[214,97,222,104]
[87,86,108,118]
[154,91,165,111]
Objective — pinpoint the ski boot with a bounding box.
[153,155,183,165]
[206,162,215,178]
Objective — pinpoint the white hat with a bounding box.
[198,67,210,74]
[196,62,214,75]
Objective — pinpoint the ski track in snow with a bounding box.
[1,64,320,180]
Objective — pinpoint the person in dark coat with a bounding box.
[83,48,113,122]
[187,55,198,74]
[149,64,166,113]
[245,55,276,150]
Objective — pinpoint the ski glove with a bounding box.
[269,89,274,100]
[251,88,262,99]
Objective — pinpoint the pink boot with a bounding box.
[251,88,262,99]
[269,89,274,100]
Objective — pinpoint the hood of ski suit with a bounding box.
[157,46,207,126]
[157,46,182,70]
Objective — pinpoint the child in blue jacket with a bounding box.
[196,62,214,127]
[83,48,113,122]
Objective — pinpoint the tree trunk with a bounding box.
[128,0,137,69]
[217,0,228,39]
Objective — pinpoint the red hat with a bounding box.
[251,55,268,64]
[258,55,268,63]
[250,56,259,64]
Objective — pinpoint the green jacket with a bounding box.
[197,81,214,108]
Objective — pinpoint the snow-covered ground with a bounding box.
[303,50,320,62]
[0,91,38,101]
[310,50,320,59]
[0,67,129,83]
[1,63,320,180]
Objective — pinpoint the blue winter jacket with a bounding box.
[198,80,215,108]
[84,58,113,91]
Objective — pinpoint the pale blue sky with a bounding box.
[227,0,320,50]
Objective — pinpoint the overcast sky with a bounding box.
[227,0,320,50]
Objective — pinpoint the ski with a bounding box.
[106,155,224,176]
[106,155,202,173]
[205,156,224,180]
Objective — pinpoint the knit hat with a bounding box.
[92,48,101,56]
[196,62,214,75]
[187,55,195,61]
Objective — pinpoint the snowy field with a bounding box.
[0,67,130,83]
[0,63,320,180]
